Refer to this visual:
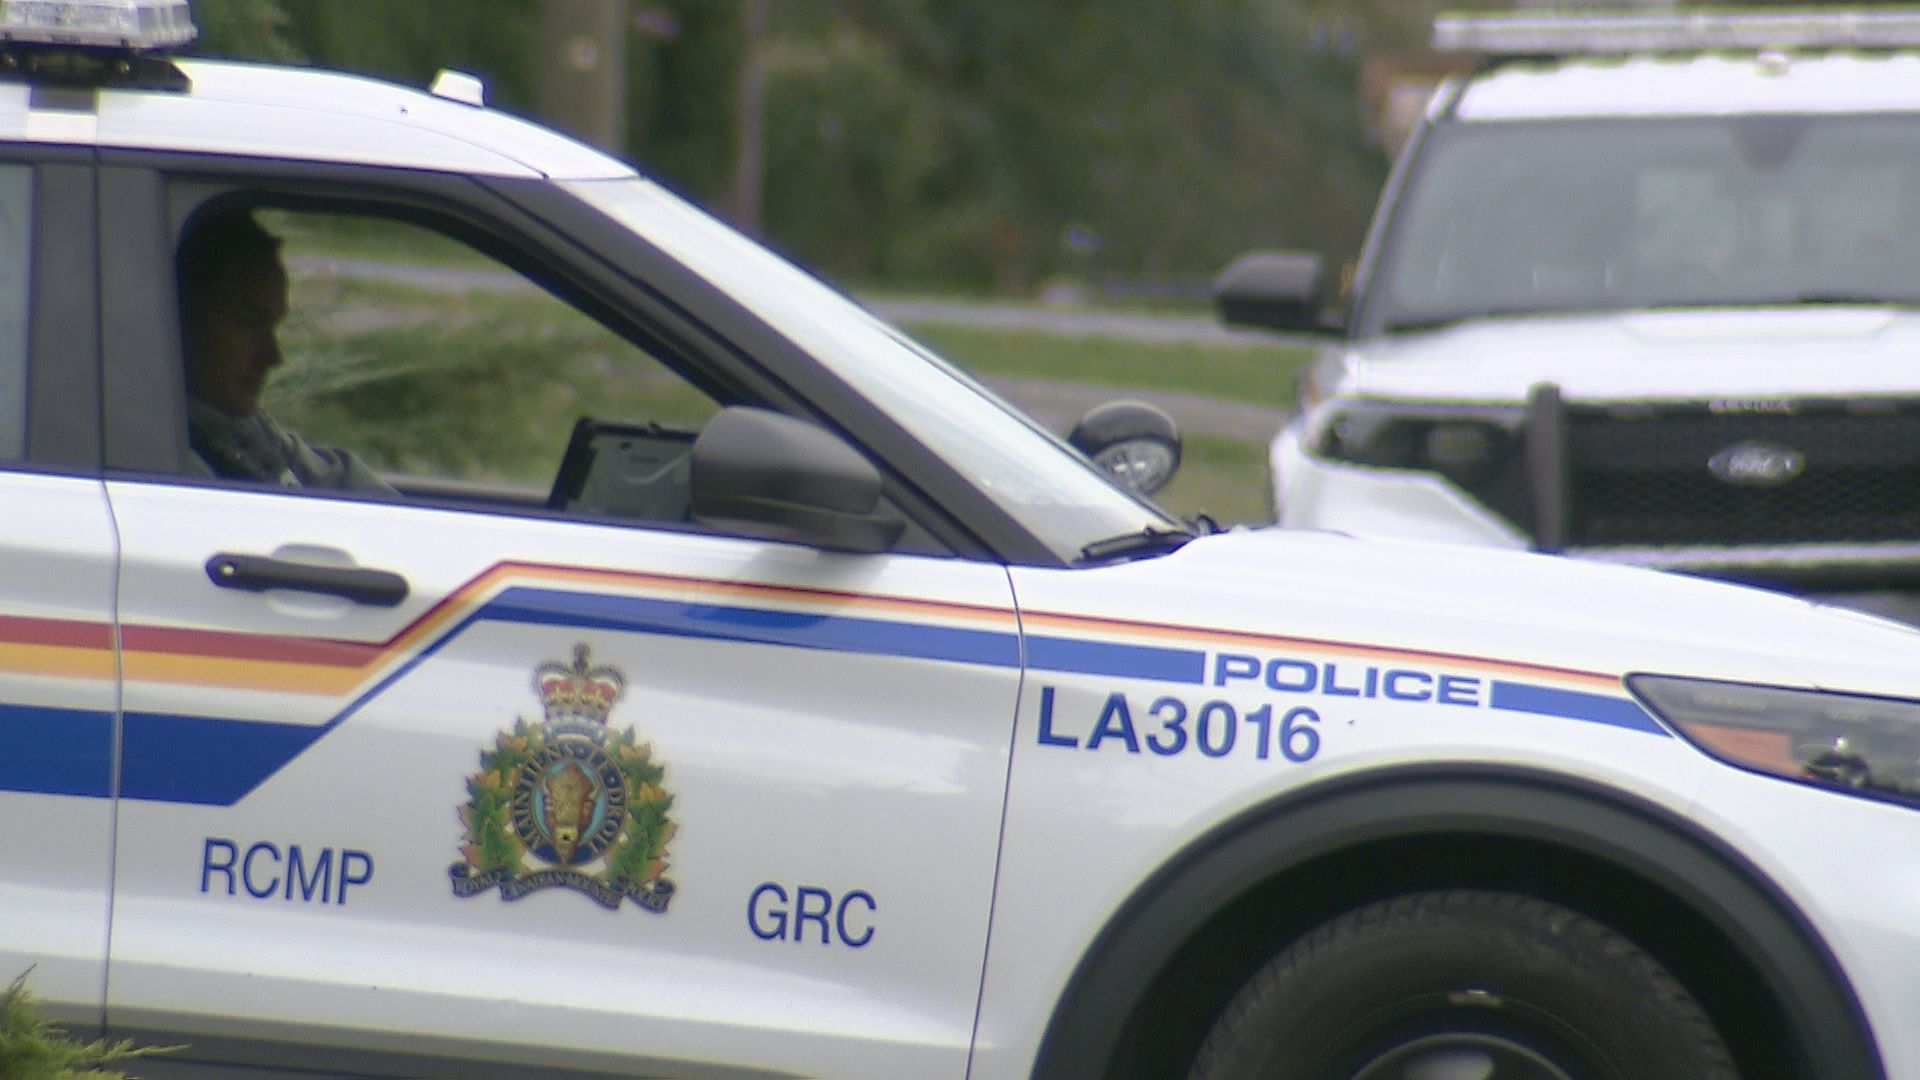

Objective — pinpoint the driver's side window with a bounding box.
[204,205,721,520]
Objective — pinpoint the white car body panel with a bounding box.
[1459,52,1920,119]
[1336,310,1920,403]
[0,474,118,1023]
[1276,308,1920,542]
[88,471,1920,1079]
[1273,427,1532,547]
[1270,43,1920,590]
[0,20,1910,1078]
[105,480,1019,1078]
[974,528,1920,1076]
[0,60,635,180]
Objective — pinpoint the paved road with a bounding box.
[866,296,1294,348]
[297,257,1286,344]
[297,255,1298,442]
[867,299,1297,442]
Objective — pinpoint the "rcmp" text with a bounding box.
[201,837,374,905]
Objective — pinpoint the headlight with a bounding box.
[1307,402,1523,481]
[1629,674,1920,807]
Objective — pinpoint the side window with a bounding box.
[0,165,31,459]
[180,204,722,522]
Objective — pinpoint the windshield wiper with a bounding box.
[1079,524,1196,565]
[1783,292,1920,307]
[1384,306,1596,334]
[1634,293,1920,312]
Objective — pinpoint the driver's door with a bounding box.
[100,181,1020,1078]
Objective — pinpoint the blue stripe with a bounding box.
[120,712,328,805]
[0,704,111,797]
[0,583,1659,810]
[1026,635,1205,683]
[1489,681,1669,736]
[31,592,1026,808]
[481,587,1022,668]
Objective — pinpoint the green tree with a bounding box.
[201,1,1402,296]
[626,1,747,206]
[276,0,541,113]
[187,0,298,60]
[747,1,1386,292]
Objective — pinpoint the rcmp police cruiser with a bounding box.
[3,2,1918,1078]
[1221,7,1920,625]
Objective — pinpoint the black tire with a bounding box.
[1188,890,1737,1080]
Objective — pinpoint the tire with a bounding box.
[1187,890,1738,1080]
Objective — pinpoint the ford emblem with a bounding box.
[1707,441,1805,487]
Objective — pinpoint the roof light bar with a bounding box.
[1434,8,1920,55]
[0,0,196,51]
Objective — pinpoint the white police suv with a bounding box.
[7,3,1919,1078]
[1220,9,1920,612]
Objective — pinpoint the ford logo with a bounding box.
[1707,441,1805,487]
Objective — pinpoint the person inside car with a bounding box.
[178,207,394,493]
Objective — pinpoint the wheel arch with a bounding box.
[1029,764,1882,1080]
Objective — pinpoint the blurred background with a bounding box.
[182,0,1884,525]
[190,0,1435,299]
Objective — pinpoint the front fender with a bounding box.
[1030,764,1881,1080]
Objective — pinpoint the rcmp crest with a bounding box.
[450,645,676,912]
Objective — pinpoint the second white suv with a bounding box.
[1221,9,1920,607]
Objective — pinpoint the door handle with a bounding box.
[205,553,410,608]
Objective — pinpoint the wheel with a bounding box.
[1188,890,1737,1080]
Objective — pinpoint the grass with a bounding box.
[908,323,1304,402]
[0,972,179,1078]
[269,220,1308,527]
[903,323,1306,524]
[273,280,716,486]
[1152,434,1277,527]
[261,209,499,269]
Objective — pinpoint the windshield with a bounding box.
[561,178,1179,561]
[1371,114,1920,332]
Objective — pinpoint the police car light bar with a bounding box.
[0,0,196,51]
[1434,8,1920,55]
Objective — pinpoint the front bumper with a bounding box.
[1272,425,1920,612]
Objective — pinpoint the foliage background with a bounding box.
[186,0,1896,297]
[186,0,1441,296]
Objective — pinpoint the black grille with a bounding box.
[1552,402,1920,547]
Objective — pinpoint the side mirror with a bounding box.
[690,407,904,552]
[1069,400,1181,497]
[1214,250,1329,334]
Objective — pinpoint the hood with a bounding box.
[1063,526,1920,699]
[1341,308,1920,402]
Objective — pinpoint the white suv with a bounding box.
[8,4,1920,1079]
[1221,10,1920,608]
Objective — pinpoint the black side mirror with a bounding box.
[1069,400,1182,496]
[1214,250,1329,334]
[690,407,904,552]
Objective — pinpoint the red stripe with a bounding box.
[120,624,380,667]
[0,613,112,649]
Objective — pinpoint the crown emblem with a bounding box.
[534,644,627,725]
[451,643,676,914]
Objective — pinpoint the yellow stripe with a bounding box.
[122,652,367,695]
[112,561,1617,701]
[0,642,115,680]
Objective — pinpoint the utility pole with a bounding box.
[729,0,768,235]
[536,0,629,155]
